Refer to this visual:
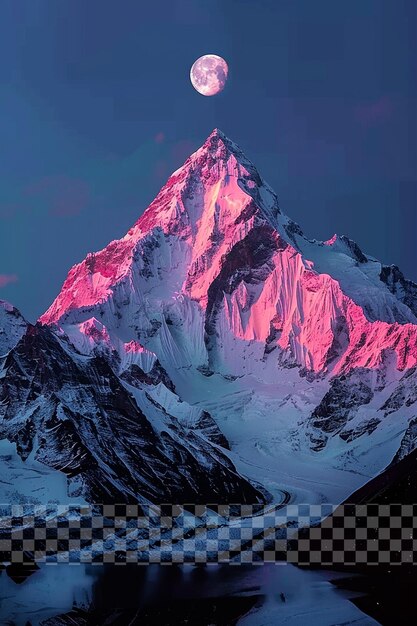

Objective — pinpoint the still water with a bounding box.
[0,562,379,625]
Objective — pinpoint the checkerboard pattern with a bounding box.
[0,504,416,564]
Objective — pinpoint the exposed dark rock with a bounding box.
[380,264,417,319]
[381,366,417,416]
[393,416,417,463]
[339,417,381,442]
[0,325,265,505]
[310,371,373,436]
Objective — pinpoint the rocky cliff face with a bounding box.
[0,322,263,504]
[2,129,417,505]
[0,300,27,355]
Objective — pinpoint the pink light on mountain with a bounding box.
[38,129,417,379]
[78,318,111,343]
[324,234,337,246]
[124,340,148,354]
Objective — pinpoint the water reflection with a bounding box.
[0,563,378,625]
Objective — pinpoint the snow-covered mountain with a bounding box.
[0,322,264,504]
[1,129,417,505]
[0,300,27,355]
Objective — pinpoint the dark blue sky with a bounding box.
[0,0,416,321]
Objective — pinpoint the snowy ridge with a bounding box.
[37,130,417,385]
[1,129,417,506]
[40,129,417,328]
[0,300,27,356]
[0,323,263,504]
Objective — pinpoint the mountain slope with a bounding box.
[40,129,417,331]
[0,322,264,503]
[39,130,417,383]
[2,129,417,505]
[0,300,27,355]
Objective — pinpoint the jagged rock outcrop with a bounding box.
[0,323,263,503]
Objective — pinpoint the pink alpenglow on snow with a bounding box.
[1,127,415,516]
[323,234,338,246]
[39,129,417,377]
[124,340,148,354]
[78,317,111,343]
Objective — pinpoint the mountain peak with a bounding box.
[193,128,256,172]
[203,127,241,153]
[203,128,238,150]
[39,130,282,326]
[39,130,417,331]
[123,127,281,244]
[207,127,227,140]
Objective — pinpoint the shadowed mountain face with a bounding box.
[1,129,417,505]
[0,300,27,354]
[0,324,264,504]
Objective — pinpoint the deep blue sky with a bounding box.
[0,0,416,322]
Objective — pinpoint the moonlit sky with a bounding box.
[0,0,416,321]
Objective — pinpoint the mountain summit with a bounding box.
[40,129,417,371]
[2,130,417,505]
[39,128,283,324]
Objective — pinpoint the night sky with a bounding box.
[0,0,416,322]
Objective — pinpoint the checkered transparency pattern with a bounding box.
[0,504,416,564]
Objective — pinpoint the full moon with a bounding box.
[190,54,228,96]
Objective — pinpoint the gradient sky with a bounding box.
[0,0,416,322]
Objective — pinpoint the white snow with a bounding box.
[0,438,87,505]
[25,129,417,508]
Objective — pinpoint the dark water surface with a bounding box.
[0,562,394,625]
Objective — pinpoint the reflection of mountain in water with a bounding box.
[0,563,380,626]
